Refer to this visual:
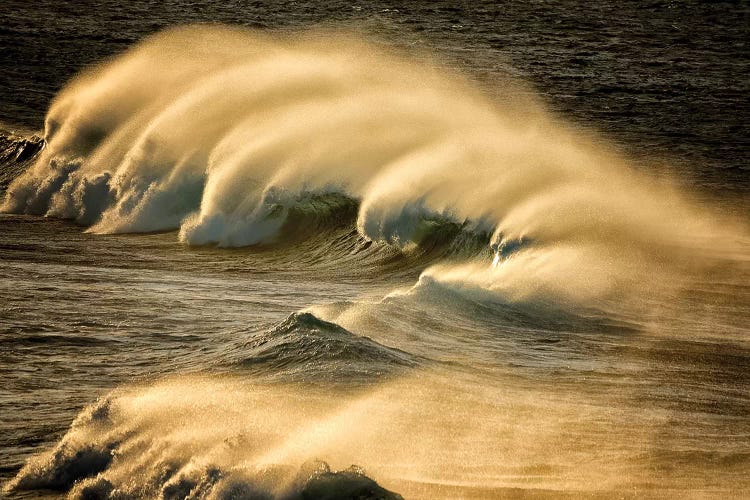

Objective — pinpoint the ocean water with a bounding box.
[1,2,749,499]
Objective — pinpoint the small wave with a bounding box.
[7,397,116,492]
[230,312,419,383]
[0,332,118,347]
[401,273,640,333]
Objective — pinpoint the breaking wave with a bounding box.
[6,378,403,500]
[1,24,746,304]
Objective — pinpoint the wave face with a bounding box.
[2,25,744,305]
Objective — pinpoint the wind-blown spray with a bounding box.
[2,25,744,303]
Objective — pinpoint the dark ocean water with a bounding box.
[0,1,749,499]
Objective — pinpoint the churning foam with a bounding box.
[2,24,745,303]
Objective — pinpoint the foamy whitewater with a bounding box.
[1,21,749,500]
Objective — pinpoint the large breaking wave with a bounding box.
[1,24,746,304]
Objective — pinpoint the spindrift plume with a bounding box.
[2,25,744,303]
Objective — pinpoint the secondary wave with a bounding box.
[5,377,404,499]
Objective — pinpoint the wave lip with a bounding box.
[181,190,360,247]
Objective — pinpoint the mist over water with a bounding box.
[1,8,749,500]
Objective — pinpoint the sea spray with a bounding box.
[2,25,745,304]
[4,372,675,498]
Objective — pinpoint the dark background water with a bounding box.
[0,0,748,195]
